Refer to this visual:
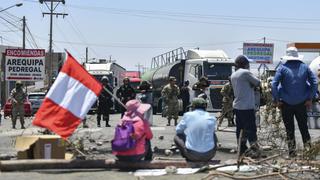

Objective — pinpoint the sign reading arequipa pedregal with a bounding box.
[243,43,274,64]
[5,49,45,81]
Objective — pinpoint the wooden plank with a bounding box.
[0,159,207,172]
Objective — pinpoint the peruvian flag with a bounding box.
[33,51,102,139]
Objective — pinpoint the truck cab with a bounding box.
[184,49,233,111]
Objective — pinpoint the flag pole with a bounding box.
[102,86,127,110]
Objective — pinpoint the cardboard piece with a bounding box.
[15,135,65,159]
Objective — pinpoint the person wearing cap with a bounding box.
[97,76,113,127]
[272,47,317,158]
[113,99,153,161]
[174,98,217,162]
[161,76,180,126]
[231,55,261,157]
[116,77,136,117]
[10,81,27,129]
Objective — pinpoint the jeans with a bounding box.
[281,102,311,154]
[234,109,258,154]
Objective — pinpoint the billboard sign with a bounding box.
[243,43,274,64]
[5,49,46,81]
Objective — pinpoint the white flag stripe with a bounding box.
[46,72,98,119]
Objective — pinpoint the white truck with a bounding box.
[142,47,234,112]
[84,59,126,113]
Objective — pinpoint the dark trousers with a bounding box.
[281,102,311,154]
[174,133,217,162]
[97,106,110,127]
[234,109,257,154]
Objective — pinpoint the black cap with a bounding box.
[235,55,250,69]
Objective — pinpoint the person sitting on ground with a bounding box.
[174,98,217,162]
[112,99,153,162]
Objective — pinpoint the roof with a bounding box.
[187,49,229,59]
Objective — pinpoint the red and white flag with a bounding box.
[33,51,102,139]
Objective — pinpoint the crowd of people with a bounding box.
[7,46,318,162]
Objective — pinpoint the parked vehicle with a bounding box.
[28,92,46,114]
[4,98,32,117]
[124,71,141,92]
[141,47,234,113]
[84,59,126,113]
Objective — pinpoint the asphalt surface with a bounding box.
[0,112,319,180]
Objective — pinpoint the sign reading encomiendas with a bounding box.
[243,43,274,64]
[5,49,45,81]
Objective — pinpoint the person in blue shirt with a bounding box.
[174,98,217,162]
[272,47,317,158]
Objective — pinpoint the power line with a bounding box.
[67,5,320,25]
[25,24,39,48]
[64,12,100,57]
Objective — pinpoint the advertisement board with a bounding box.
[5,49,46,81]
[243,43,274,64]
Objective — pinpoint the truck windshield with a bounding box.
[204,63,232,80]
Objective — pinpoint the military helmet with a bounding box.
[16,81,23,85]
[123,77,130,83]
[101,76,109,82]
[169,76,176,82]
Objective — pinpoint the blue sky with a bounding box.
[1,0,320,70]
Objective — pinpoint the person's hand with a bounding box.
[305,100,312,109]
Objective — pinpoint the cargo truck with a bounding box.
[141,47,234,113]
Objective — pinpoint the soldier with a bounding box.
[192,76,209,99]
[97,76,113,127]
[161,76,180,126]
[262,77,278,124]
[116,77,136,117]
[180,80,191,113]
[10,81,27,129]
[219,80,235,127]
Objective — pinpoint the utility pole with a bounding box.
[135,63,143,76]
[22,16,26,49]
[39,0,67,87]
[86,47,88,63]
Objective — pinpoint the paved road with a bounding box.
[0,112,319,179]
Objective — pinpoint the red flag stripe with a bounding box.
[33,98,81,139]
[60,52,102,96]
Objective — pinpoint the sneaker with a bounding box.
[106,124,111,127]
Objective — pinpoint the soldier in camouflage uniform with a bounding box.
[161,76,180,126]
[262,77,280,124]
[10,81,27,129]
[219,81,235,127]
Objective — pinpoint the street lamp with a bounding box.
[0,3,23,13]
